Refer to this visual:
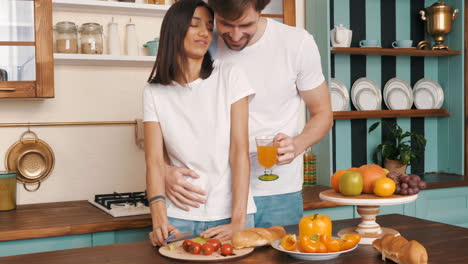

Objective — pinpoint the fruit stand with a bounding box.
[319,189,418,244]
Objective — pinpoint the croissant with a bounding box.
[232,226,286,249]
[372,234,428,264]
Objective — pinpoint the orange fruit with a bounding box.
[280,234,297,251]
[359,164,387,193]
[330,170,347,192]
[373,177,396,197]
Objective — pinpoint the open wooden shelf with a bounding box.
[54,53,155,67]
[333,109,450,120]
[52,0,170,17]
[331,47,462,57]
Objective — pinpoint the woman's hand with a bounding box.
[199,222,245,242]
[149,221,179,247]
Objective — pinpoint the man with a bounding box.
[164,0,332,228]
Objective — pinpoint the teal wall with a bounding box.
[306,0,464,184]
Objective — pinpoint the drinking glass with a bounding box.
[255,136,279,181]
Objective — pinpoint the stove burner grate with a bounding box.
[94,191,148,210]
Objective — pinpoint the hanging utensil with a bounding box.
[4,129,55,192]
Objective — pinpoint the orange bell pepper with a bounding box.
[298,235,327,253]
[340,234,361,250]
[299,213,332,238]
[280,234,297,251]
[319,234,341,252]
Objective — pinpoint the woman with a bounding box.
[143,0,256,247]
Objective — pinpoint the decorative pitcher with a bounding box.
[420,2,458,50]
[330,24,352,48]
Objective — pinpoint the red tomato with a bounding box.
[220,243,234,256]
[206,238,221,251]
[182,239,192,253]
[201,243,215,255]
[189,242,202,255]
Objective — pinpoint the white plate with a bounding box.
[351,78,381,110]
[271,239,358,261]
[330,79,350,111]
[413,78,444,109]
[383,78,413,110]
[355,88,380,110]
[414,87,436,109]
[386,87,412,110]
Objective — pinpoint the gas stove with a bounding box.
[88,191,150,217]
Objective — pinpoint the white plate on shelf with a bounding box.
[383,78,413,110]
[413,78,444,109]
[351,78,381,110]
[413,88,436,109]
[271,239,358,261]
[330,79,350,111]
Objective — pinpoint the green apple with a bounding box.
[339,171,363,196]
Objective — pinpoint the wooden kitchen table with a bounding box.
[1,214,467,264]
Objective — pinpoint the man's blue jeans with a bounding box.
[253,191,303,228]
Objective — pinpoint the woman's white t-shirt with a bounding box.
[143,61,257,221]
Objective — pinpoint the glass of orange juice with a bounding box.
[255,136,279,181]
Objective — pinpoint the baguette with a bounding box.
[372,234,428,264]
[232,226,286,249]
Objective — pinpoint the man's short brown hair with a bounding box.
[208,0,271,20]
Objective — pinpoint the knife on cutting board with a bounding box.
[164,232,192,243]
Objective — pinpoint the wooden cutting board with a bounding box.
[159,240,254,262]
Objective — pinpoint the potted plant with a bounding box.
[368,121,427,174]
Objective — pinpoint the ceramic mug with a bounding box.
[359,40,380,47]
[143,38,159,56]
[392,40,413,48]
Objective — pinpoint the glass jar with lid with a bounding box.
[79,23,104,54]
[54,21,78,53]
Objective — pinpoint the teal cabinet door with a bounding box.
[0,234,92,257]
[304,206,354,221]
[93,227,152,246]
[415,187,468,227]
[115,227,152,244]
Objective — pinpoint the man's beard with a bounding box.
[221,32,252,51]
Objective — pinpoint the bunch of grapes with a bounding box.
[387,172,427,195]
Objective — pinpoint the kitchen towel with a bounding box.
[135,118,145,150]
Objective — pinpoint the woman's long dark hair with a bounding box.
[148,0,214,85]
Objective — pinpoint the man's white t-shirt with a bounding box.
[212,18,325,197]
[143,61,257,221]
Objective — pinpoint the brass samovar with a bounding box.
[420,2,458,50]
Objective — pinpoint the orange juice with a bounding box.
[257,146,278,168]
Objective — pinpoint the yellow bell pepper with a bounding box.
[299,213,332,238]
